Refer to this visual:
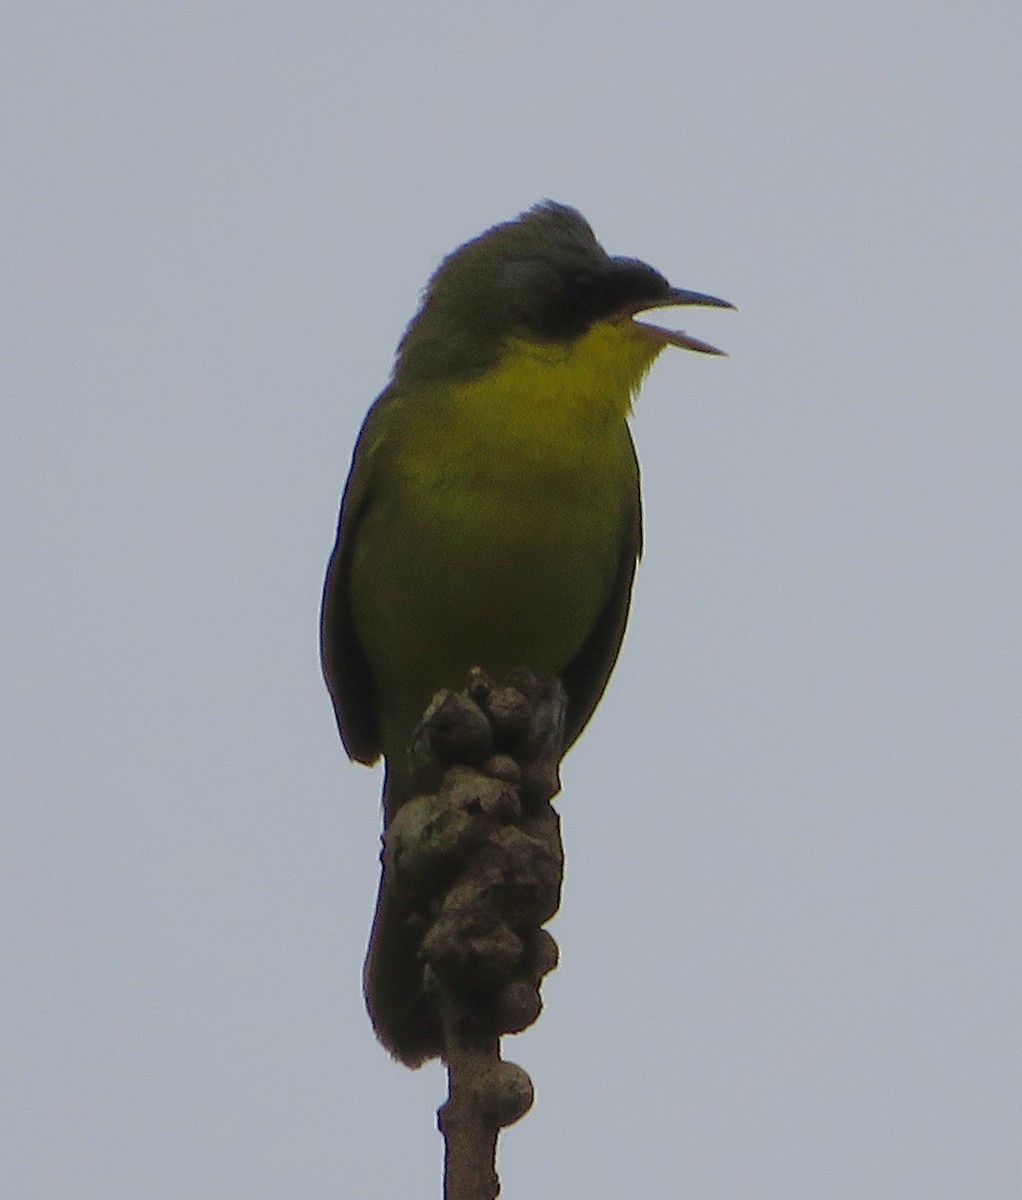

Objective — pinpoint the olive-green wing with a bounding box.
[319,399,389,765]
[559,431,643,748]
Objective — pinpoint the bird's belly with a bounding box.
[352,468,626,760]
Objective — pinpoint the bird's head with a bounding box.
[393,201,732,387]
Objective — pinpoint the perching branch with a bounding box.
[382,669,566,1199]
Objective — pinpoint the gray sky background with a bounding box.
[3,4,1018,1197]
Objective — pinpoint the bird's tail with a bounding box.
[362,766,444,1067]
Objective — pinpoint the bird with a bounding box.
[320,201,731,1065]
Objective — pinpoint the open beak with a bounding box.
[632,287,735,356]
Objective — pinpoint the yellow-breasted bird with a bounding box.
[321,201,731,1065]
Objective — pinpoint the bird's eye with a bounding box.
[569,270,601,305]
